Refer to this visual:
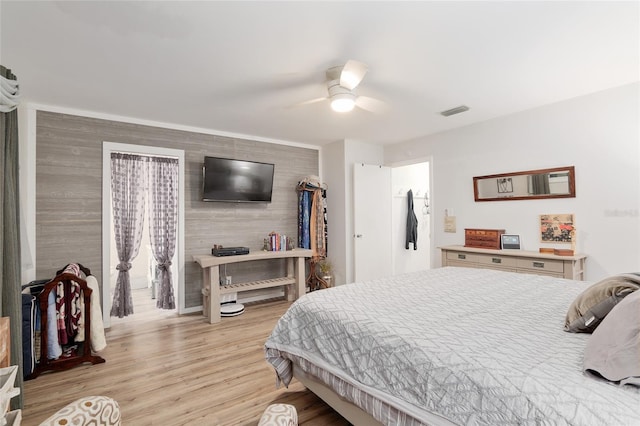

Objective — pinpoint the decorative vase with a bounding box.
[322,275,332,288]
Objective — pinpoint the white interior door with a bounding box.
[353,163,392,282]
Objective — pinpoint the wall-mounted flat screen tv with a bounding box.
[203,156,275,203]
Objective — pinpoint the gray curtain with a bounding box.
[0,65,23,408]
[110,153,147,318]
[530,174,551,195]
[148,157,178,309]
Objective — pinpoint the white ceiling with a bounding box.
[1,1,638,147]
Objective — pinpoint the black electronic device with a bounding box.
[501,234,521,250]
[212,246,250,257]
[202,156,275,203]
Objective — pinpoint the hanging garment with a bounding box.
[301,190,311,249]
[74,275,107,352]
[406,189,418,250]
[310,189,326,257]
[297,179,328,254]
[56,263,83,344]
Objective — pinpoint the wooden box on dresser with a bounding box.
[440,245,587,280]
[464,228,505,250]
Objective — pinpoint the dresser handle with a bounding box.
[533,262,545,268]
[457,254,466,260]
[492,258,502,264]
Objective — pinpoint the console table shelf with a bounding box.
[220,277,296,294]
[194,249,313,323]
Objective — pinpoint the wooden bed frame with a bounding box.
[293,365,383,426]
[292,364,457,426]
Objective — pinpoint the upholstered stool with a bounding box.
[258,403,298,426]
[39,396,120,426]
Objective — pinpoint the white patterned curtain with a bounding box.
[148,157,178,309]
[110,153,147,318]
[0,72,20,112]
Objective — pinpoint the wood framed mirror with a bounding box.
[473,166,575,202]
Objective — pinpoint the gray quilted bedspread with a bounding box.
[265,267,640,425]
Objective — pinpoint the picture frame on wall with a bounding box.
[540,214,575,243]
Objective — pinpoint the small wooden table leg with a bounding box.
[209,266,221,323]
[295,256,306,298]
[285,258,295,301]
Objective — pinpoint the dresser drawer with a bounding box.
[516,258,564,273]
[446,260,482,269]
[477,254,517,268]
[446,251,479,263]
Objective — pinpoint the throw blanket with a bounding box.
[74,275,108,352]
[564,272,640,332]
[56,263,83,344]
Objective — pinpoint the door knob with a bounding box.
[355,234,363,238]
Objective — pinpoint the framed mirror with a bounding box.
[473,166,575,202]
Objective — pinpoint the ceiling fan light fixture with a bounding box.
[330,93,356,113]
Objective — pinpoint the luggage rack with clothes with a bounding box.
[23,263,106,380]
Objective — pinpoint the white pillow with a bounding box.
[583,289,640,386]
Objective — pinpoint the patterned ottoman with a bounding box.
[258,403,298,426]
[39,396,120,426]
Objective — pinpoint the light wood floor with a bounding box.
[22,289,351,425]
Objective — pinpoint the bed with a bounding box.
[264,267,640,425]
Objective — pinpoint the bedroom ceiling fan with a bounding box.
[298,60,386,113]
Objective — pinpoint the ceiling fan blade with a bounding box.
[340,60,368,90]
[356,96,387,113]
[288,97,328,109]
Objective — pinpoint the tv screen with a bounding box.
[202,156,274,202]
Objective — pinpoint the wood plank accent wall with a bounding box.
[35,111,318,309]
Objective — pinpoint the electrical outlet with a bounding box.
[225,276,232,285]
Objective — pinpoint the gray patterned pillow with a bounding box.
[564,273,640,333]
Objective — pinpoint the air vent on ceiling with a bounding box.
[440,105,470,117]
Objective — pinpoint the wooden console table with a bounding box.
[194,249,313,323]
[440,245,587,280]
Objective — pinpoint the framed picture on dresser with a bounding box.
[540,213,575,243]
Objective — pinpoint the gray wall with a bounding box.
[35,111,318,308]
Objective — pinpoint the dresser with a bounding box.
[440,245,587,280]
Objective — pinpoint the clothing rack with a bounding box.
[26,266,105,380]
[306,257,330,291]
[297,177,329,291]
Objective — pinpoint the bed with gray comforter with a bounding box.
[265,267,640,425]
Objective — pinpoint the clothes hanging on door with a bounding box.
[406,189,418,250]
